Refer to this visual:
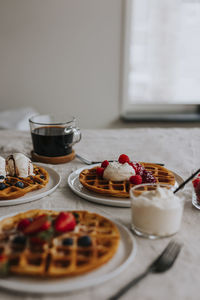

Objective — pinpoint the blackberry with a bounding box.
[0,175,5,180]
[12,235,27,245]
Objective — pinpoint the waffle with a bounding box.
[0,165,49,200]
[0,209,120,277]
[79,162,176,198]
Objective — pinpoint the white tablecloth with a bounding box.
[0,128,199,300]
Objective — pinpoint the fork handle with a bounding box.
[109,270,149,300]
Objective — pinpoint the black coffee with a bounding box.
[31,126,73,157]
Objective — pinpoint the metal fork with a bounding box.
[109,241,182,300]
[76,154,165,166]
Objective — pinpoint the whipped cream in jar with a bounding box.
[130,184,184,239]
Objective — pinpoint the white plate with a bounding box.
[0,164,61,206]
[0,211,136,294]
[68,164,184,207]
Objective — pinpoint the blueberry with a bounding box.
[12,236,27,245]
[40,175,45,179]
[0,175,4,180]
[62,238,73,246]
[15,181,24,188]
[0,183,6,190]
[78,236,92,247]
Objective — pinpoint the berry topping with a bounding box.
[142,170,156,183]
[128,162,137,171]
[12,235,27,245]
[192,178,200,188]
[40,175,45,179]
[62,237,73,246]
[15,181,24,188]
[78,236,92,247]
[118,154,130,164]
[129,175,143,185]
[54,212,76,233]
[23,215,50,235]
[17,218,32,231]
[96,167,104,177]
[101,160,109,168]
[134,163,145,176]
[0,183,6,190]
[0,176,4,180]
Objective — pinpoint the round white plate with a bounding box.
[0,212,136,294]
[0,164,61,206]
[68,164,184,207]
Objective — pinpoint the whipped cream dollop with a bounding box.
[131,186,184,237]
[0,156,6,182]
[6,153,34,178]
[103,162,135,181]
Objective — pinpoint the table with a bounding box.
[0,128,199,300]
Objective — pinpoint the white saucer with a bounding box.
[68,164,184,207]
[0,212,136,294]
[0,164,61,206]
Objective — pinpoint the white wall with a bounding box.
[0,0,122,128]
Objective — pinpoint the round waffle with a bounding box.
[0,165,49,200]
[0,209,120,277]
[79,162,176,198]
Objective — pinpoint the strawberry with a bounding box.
[96,167,104,177]
[23,215,50,235]
[129,175,142,185]
[192,178,200,189]
[118,154,130,164]
[17,218,32,231]
[54,212,76,233]
[101,160,109,168]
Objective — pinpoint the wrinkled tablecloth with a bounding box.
[0,128,199,300]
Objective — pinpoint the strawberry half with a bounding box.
[17,218,32,231]
[23,215,51,235]
[54,212,76,233]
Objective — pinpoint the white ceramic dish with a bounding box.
[0,164,61,206]
[0,211,136,294]
[68,164,184,207]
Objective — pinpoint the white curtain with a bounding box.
[128,0,200,104]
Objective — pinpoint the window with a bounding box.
[121,0,200,121]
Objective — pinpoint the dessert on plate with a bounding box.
[0,153,49,200]
[79,154,175,198]
[0,209,120,277]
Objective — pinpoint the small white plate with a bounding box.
[68,164,184,207]
[0,212,136,294]
[0,165,61,206]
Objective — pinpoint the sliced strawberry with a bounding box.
[118,154,130,164]
[23,215,50,235]
[96,167,104,177]
[17,218,32,231]
[192,178,200,189]
[101,160,109,168]
[54,212,76,233]
[129,175,143,185]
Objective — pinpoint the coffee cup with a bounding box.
[29,114,81,159]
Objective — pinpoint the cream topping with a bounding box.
[103,162,135,181]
